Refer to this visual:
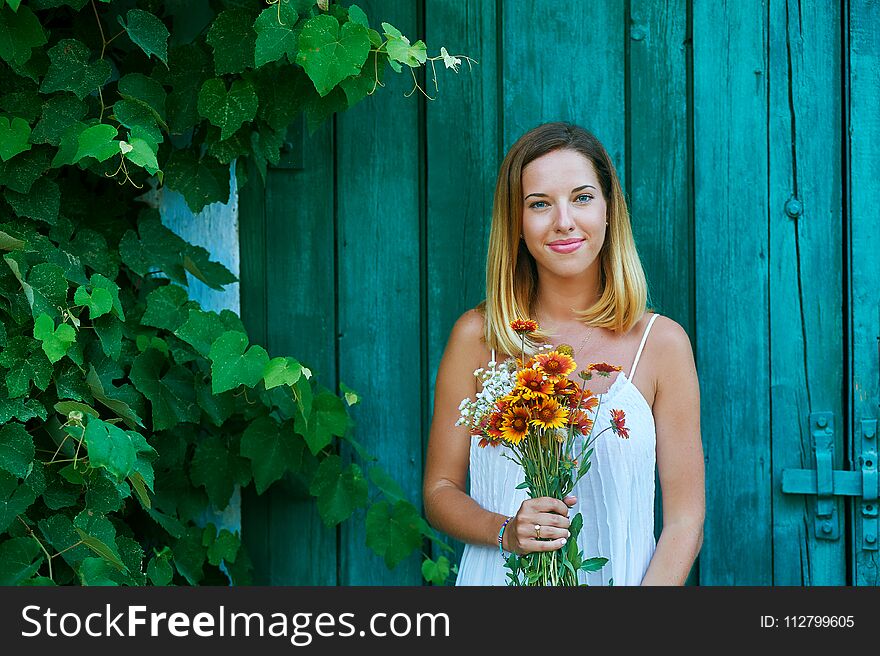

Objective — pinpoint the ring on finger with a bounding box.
[534,524,541,539]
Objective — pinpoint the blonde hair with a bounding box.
[478,122,650,357]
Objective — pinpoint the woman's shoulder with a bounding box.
[643,313,696,376]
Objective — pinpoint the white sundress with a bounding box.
[456,313,660,586]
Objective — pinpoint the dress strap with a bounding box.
[491,348,496,364]
[629,313,659,380]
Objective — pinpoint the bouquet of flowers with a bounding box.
[456,318,630,586]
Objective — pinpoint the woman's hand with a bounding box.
[502,495,577,554]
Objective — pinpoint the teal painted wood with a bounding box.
[502,0,626,190]
[239,120,340,585]
[336,0,425,585]
[848,0,880,586]
[769,0,845,585]
[424,0,500,577]
[694,0,772,584]
[627,0,693,583]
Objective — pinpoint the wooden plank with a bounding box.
[693,0,772,584]
[424,0,500,581]
[848,0,880,587]
[239,117,339,585]
[769,0,845,586]
[238,158,271,585]
[502,0,626,189]
[336,0,424,585]
[262,116,339,585]
[627,0,692,582]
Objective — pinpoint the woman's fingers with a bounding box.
[526,496,572,517]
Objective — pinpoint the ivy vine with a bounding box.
[0,0,473,586]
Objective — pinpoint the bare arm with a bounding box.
[640,318,706,586]
[422,310,574,554]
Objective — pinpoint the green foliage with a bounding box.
[0,0,472,587]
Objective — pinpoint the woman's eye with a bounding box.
[529,200,548,209]
[576,194,593,202]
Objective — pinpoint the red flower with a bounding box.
[588,362,622,377]
[511,319,539,334]
[610,409,629,439]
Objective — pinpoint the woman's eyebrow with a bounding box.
[524,184,597,201]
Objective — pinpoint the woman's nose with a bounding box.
[553,203,576,231]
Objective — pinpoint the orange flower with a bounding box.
[511,319,539,334]
[588,362,622,377]
[569,410,594,436]
[487,411,504,439]
[516,368,554,399]
[535,350,577,381]
[530,397,569,430]
[553,377,578,397]
[500,406,531,445]
[610,409,629,439]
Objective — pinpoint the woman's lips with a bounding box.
[547,239,584,254]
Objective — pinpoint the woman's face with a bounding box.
[520,148,608,280]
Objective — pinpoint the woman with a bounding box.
[423,122,704,586]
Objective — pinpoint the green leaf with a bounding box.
[253,5,301,67]
[202,525,239,566]
[116,535,146,585]
[164,149,230,213]
[117,9,169,65]
[118,213,189,285]
[0,146,50,193]
[0,422,33,478]
[296,14,371,97]
[174,308,224,358]
[0,336,53,397]
[308,455,367,526]
[84,417,137,481]
[382,22,427,68]
[197,78,258,141]
[339,381,360,406]
[4,176,60,225]
[78,557,118,585]
[262,356,302,389]
[74,526,126,571]
[580,557,609,572]
[40,39,111,100]
[73,124,119,163]
[368,465,406,502]
[240,415,304,494]
[31,94,87,145]
[117,72,167,125]
[365,499,424,569]
[0,116,31,161]
[33,312,75,363]
[0,470,36,532]
[147,547,173,585]
[301,390,349,455]
[208,330,270,394]
[206,9,256,75]
[84,470,127,514]
[250,63,311,131]
[172,526,205,585]
[84,365,144,430]
[129,349,199,430]
[0,5,46,68]
[348,4,369,28]
[182,243,237,290]
[124,137,159,174]
[0,537,43,585]
[421,555,451,585]
[141,284,190,332]
[89,273,125,321]
[0,229,25,251]
[155,43,212,134]
[189,434,250,509]
[74,284,113,320]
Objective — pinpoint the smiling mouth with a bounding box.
[547,239,585,253]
